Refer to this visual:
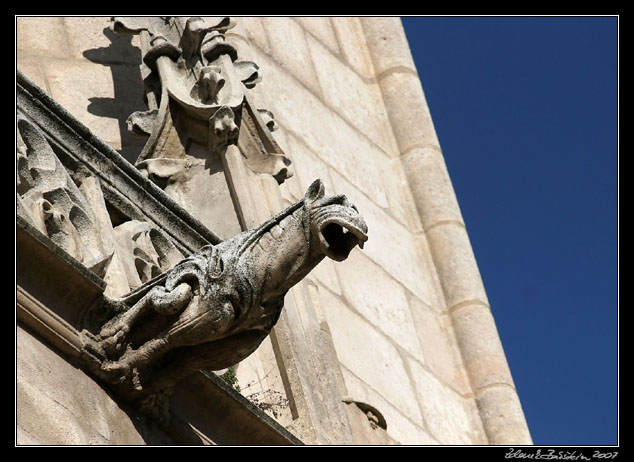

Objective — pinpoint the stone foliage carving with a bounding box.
[16,115,188,298]
[112,220,185,288]
[16,117,113,277]
[81,179,368,423]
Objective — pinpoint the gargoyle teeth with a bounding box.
[319,219,368,261]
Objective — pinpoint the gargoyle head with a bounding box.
[304,179,368,261]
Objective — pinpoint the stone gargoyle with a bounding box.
[80,179,367,422]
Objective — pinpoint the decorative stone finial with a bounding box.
[111,16,290,184]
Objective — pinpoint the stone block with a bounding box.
[17,17,69,59]
[384,157,424,232]
[235,336,294,426]
[425,222,490,309]
[401,145,465,229]
[237,17,271,54]
[308,258,342,296]
[360,17,417,76]
[329,171,436,305]
[307,33,399,156]
[16,326,151,445]
[341,367,437,444]
[18,379,109,444]
[16,56,49,95]
[318,288,421,423]
[476,384,533,445]
[336,249,424,359]
[276,286,356,445]
[379,71,440,152]
[268,129,303,203]
[294,17,340,55]
[450,303,515,391]
[408,359,487,444]
[63,17,142,63]
[248,48,396,210]
[43,59,146,153]
[331,17,377,80]
[261,17,322,96]
[408,295,472,395]
[283,132,335,196]
[343,401,398,445]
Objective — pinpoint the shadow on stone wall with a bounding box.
[82,27,147,164]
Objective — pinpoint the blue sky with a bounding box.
[401,16,618,446]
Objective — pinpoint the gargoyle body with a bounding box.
[81,179,367,421]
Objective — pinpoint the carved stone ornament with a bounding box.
[110,16,291,185]
[81,179,368,423]
[16,117,114,277]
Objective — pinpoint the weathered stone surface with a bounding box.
[408,295,472,395]
[401,145,465,229]
[359,17,418,76]
[383,158,425,232]
[17,17,70,59]
[63,16,142,63]
[236,17,271,54]
[17,117,113,279]
[329,171,435,305]
[248,47,395,209]
[44,59,146,152]
[450,303,515,391]
[15,55,49,94]
[343,401,397,445]
[340,366,437,445]
[17,326,159,445]
[331,17,377,80]
[280,132,335,201]
[308,33,399,156]
[277,283,356,445]
[476,384,533,445]
[425,222,490,309]
[294,17,340,55]
[318,287,422,424]
[378,71,440,152]
[262,17,322,96]
[76,175,132,298]
[234,335,294,425]
[336,250,424,358]
[306,257,342,296]
[408,359,487,445]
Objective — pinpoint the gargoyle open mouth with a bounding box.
[319,219,368,261]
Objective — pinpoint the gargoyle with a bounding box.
[80,179,367,422]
